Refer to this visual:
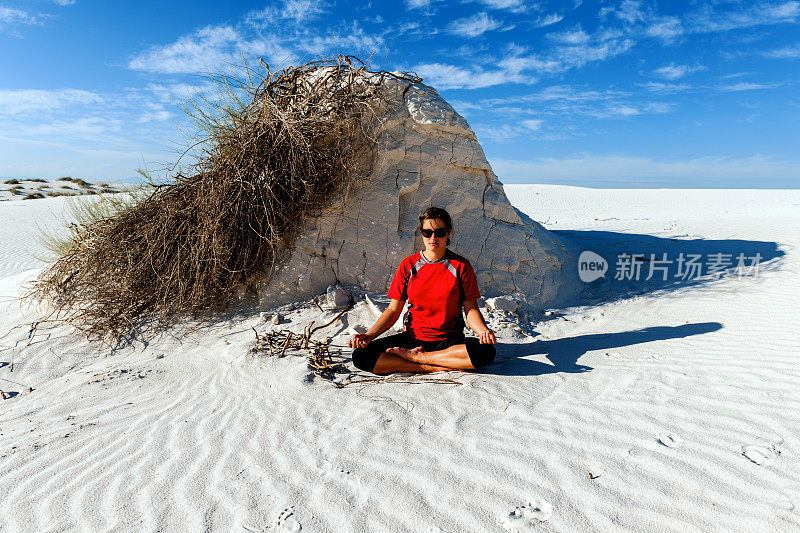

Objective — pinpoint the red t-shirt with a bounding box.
[387,250,481,341]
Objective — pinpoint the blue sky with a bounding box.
[1,0,798,187]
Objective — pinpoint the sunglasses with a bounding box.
[421,228,449,238]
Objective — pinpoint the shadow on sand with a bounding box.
[552,228,785,306]
[470,218,785,377]
[489,322,722,377]
[468,225,784,377]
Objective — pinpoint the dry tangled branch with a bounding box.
[250,315,466,390]
[28,56,420,340]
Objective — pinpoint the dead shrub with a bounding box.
[28,56,416,340]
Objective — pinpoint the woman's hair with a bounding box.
[418,206,453,246]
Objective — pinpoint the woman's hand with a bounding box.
[348,299,403,350]
[463,301,497,345]
[478,329,496,345]
[349,333,374,349]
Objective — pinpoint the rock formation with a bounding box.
[259,75,581,310]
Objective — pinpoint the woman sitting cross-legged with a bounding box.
[349,207,496,374]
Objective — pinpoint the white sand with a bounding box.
[0,186,798,531]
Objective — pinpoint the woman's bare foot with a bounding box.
[385,345,426,363]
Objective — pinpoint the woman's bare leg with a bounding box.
[371,352,453,374]
[386,344,475,371]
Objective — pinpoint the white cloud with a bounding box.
[129,25,244,74]
[719,82,780,91]
[405,0,434,9]
[516,86,626,104]
[448,12,501,37]
[467,85,675,120]
[766,1,800,18]
[129,6,388,75]
[587,102,673,118]
[521,119,543,130]
[605,1,797,43]
[492,155,800,184]
[136,110,171,124]
[652,63,704,80]
[281,0,327,21]
[52,0,76,5]
[547,26,590,44]
[475,124,528,142]
[533,13,564,27]
[0,89,102,116]
[0,6,38,27]
[128,25,298,74]
[688,1,800,32]
[645,16,683,41]
[597,27,624,41]
[472,120,568,143]
[504,42,527,56]
[553,38,635,69]
[299,23,384,55]
[495,29,635,78]
[763,43,800,58]
[412,62,536,89]
[641,82,691,94]
[497,54,561,73]
[391,20,430,38]
[145,82,218,104]
[614,0,650,24]
[476,0,526,12]
[18,117,121,136]
[245,0,328,25]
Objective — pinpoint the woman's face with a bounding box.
[421,218,451,253]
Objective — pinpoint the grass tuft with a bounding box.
[36,185,154,260]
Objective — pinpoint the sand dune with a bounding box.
[0,186,798,531]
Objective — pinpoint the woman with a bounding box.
[349,207,496,374]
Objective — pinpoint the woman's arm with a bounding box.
[463,299,496,345]
[348,299,405,349]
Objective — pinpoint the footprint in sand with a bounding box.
[778,492,796,512]
[629,434,684,458]
[627,446,659,459]
[658,434,684,448]
[337,468,367,506]
[742,435,783,466]
[498,498,553,531]
[637,352,663,362]
[603,351,625,362]
[276,507,301,532]
[316,457,367,506]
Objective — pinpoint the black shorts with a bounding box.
[351,332,496,373]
